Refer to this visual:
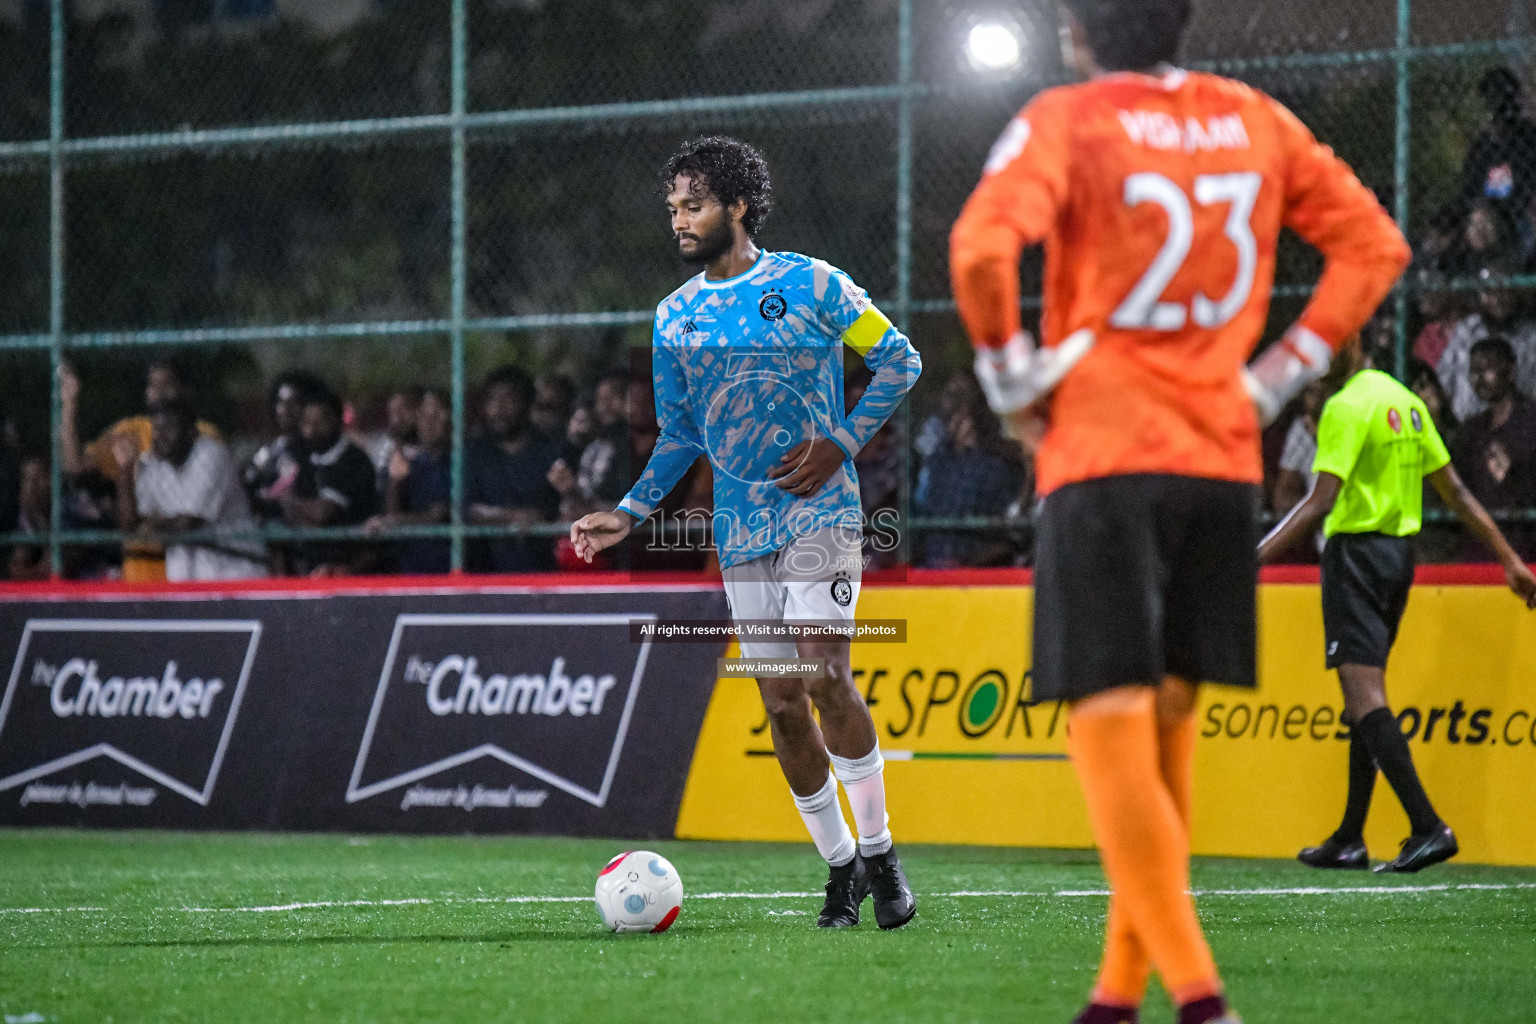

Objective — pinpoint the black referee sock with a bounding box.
[1331,725,1377,845]
[1355,707,1441,835]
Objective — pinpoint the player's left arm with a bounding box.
[1245,99,1414,424]
[768,268,922,498]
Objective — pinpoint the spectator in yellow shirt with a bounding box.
[59,357,220,582]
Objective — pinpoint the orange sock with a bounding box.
[1091,707,1198,1006]
[1070,687,1220,1008]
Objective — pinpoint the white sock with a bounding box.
[831,746,892,857]
[791,773,856,867]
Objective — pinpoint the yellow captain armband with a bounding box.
[841,307,893,356]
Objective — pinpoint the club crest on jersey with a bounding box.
[1388,408,1403,434]
[830,573,854,608]
[1410,408,1423,432]
[759,291,787,321]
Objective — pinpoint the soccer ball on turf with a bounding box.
[594,850,683,933]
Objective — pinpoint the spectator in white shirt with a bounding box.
[114,399,266,582]
[365,386,422,494]
[1438,257,1536,422]
[1271,381,1326,515]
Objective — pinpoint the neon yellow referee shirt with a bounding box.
[1312,369,1451,538]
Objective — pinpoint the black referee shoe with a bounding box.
[1297,836,1369,870]
[1375,824,1458,874]
[816,856,866,928]
[862,848,916,930]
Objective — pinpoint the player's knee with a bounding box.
[797,639,851,678]
[1156,676,1199,724]
[801,656,858,709]
[1337,664,1388,721]
[757,679,813,724]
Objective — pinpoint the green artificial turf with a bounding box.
[1,830,1533,1023]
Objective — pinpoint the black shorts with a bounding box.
[1032,473,1259,702]
[1321,532,1415,669]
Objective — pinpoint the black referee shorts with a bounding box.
[1321,532,1416,669]
[1031,473,1260,702]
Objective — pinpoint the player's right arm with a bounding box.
[571,328,704,562]
[1245,100,1412,424]
[1258,389,1366,562]
[1257,472,1342,564]
[950,92,1092,419]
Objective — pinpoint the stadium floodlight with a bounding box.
[966,21,1023,74]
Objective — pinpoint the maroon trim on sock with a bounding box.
[1072,1003,1139,1024]
[1177,995,1228,1024]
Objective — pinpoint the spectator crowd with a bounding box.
[5,67,1536,578]
[0,354,719,581]
[1264,66,1536,563]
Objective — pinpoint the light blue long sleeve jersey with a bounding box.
[618,251,922,569]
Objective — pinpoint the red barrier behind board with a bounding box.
[0,563,1517,600]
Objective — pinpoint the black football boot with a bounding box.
[1297,835,1370,870]
[1375,824,1458,873]
[861,847,916,930]
[816,856,867,928]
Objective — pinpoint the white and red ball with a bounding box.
[594,850,683,933]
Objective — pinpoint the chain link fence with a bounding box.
[1,0,1532,576]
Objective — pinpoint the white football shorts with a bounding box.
[721,523,864,659]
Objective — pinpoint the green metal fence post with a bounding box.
[1393,0,1412,381]
[450,0,468,572]
[896,0,914,568]
[47,0,65,578]
[895,0,912,334]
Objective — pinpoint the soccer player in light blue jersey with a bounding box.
[572,137,922,929]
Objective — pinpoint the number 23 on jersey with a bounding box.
[1109,171,1262,333]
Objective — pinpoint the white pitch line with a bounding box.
[1,882,1532,916]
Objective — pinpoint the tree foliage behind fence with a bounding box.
[0,0,1528,571]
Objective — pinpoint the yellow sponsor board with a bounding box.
[675,583,1536,866]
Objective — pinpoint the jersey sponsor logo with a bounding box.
[681,320,698,335]
[0,619,261,807]
[346,613,655,809]
[1117,110,1250,152]
[839,274,871,313]
[758,291,787,321]
[831,574,854,608]
[1388,408,1403,434]
[983,116,1032,175]
[1410,408,1424,433]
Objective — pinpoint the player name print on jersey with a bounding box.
[1118,110,1250,152]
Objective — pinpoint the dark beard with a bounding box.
[679,220,734,266]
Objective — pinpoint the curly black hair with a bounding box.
[658,136,773,238]
[1062,0,1189,72]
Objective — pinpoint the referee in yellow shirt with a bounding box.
[1261,339,1536,873]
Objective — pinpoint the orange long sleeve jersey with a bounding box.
[950,69,1411,496]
